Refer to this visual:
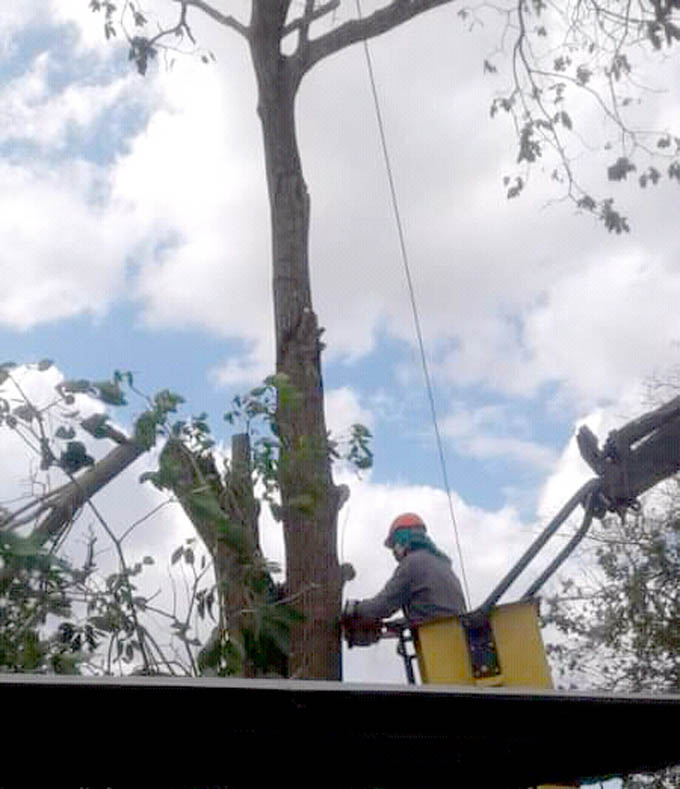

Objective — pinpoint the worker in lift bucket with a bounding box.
[343,513,466,645]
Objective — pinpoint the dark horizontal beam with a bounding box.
[2,674,679,786]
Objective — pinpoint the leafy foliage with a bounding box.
[223,374,372,519]
[0,363,206,675]
[0,362,183,477]
[470,0,680,231]
[140,374,372,676]
[0,529,100,674]
[544,489,680,786]
[544,501,680,693]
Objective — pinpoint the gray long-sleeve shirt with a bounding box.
[355,549,466,624]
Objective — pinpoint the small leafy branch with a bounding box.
[224,373,372,518]
[88,0,217,74]
[467,0,680,231]
[0,362,185,481]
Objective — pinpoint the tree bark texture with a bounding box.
[249,3,343,679]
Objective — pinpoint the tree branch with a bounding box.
[171,0,250,38]
[300,0,455,73]
[32,440,146,545]
[157,437,223,553]
[283,0,340,38]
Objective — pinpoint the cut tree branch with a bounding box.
[300,0,455,73]
[33,440,146,545]
[0,439,147,589]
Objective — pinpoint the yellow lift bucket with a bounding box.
[415,599,552,689]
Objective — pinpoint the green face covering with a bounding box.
[392,528,450,562]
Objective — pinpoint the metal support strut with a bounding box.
[477,478,602,615]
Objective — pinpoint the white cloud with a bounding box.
[441,402,558,469]
[325,386,373,435]
[0,52,142,150]
[0,160,138,329]
[209,344,273,389]
[111,54,274,345]
[0,2,49,56]
[523,251,680,406]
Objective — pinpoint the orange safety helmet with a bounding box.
[384,512,427,548]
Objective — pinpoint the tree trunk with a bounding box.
[249,6,343,679]
[219,433,260,678]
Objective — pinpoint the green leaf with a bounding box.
[80,413,110,439]
[506,176,524,199]
[600,199,630,233]
[113,370,134,387]
[59,441,95,474]
[134,411,158,449]
[89,615,117,633]
[576,65,592,85]
[577,195,596,212]
[37,359,54,371]
[55,426,77,440]
[171,546,184,565]
[607,157,636,181]
[154,389,185,415]
[94,380,126,406]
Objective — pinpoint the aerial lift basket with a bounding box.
[415,599,552,688]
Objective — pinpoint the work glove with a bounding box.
[341,600,382,647]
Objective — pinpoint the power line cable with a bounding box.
[355,0,471,608]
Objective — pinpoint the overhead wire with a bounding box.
[355,0,472,608]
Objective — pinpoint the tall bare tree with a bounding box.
[92,0,680,679]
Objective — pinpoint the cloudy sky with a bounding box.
[2,0,679,707]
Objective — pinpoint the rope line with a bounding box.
[355,0,471,608]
